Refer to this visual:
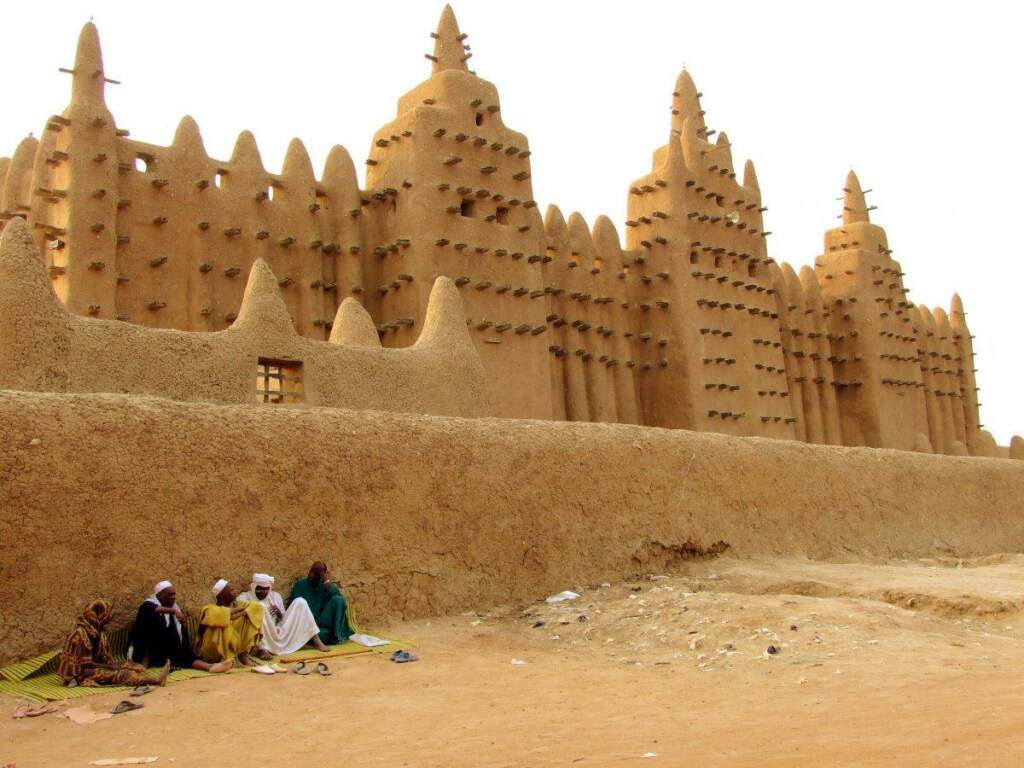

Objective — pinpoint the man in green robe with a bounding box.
[287,561,355,645]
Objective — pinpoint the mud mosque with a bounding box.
[0,6,1020,459]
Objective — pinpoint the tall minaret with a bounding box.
[47,23,120,319]
[363,5,553,420]
[815,170,929,449]
[624,70,787,438]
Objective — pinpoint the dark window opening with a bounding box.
[748,261,757,277]
[460,199,475,217]
[256,358,304,404]
[475,112,484,126]
[714,255,722,268]
[495,206,509,224]
[689,251,698,265]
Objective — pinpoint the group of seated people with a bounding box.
[57,561,355,688]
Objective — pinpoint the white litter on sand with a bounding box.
[546,591,580,604]
[350,634,390,648]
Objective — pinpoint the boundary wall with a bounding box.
[1,390,1022,664]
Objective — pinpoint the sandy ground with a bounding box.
[3,555,1024,767]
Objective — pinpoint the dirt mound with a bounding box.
[871,590,1023,619]
[922,553,1024,569]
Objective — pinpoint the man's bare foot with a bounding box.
[156,660,172,686]
[208,659,234,674]
[312,636,329,652]
[255,649,274,661]
[237,653,257,667]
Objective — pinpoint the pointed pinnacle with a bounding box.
[843,169,869,224]
[71,22,106,104]
[429,5,470,74]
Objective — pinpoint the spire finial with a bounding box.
[72,22,106,104]
[950,292,965,321]
[282,137,314,181]
[429,5,470,74]
[172,115,206,153]
[671,70,706,135]
[663,126,684,176]
[743,159,760,195]
[842,169,869,224]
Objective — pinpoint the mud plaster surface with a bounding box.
[1,390,1022,664]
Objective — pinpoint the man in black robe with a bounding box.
[127,580,230,673]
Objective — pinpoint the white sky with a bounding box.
[3,1,1021,443]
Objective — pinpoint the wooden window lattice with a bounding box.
[256,358,304,404]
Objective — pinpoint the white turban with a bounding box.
[211,578,229,596]
[154,580,173,596]
[251,573,274,589]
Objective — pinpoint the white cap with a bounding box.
[211,578,229,596]
[154,580,173,595]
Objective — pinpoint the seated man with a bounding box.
[127,580,232,674]
[196,579,264,667]
[58,598,171,688]
[238,573,328,659]
[288,561,355,646]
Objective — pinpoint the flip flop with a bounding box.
[390,650,418,663]
[130,686,153,697]
[111,700,144,715]
[270,664,288,673]
[251,665,275,675]
[315,662,331,676]
[293,662,312,675]
[12,703,59,719]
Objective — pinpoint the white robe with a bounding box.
[237,590,320,655]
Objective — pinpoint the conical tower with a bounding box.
[47,22,120,319]
[429,5,471,73]
[362,5,553,420]
[814,170,928,449]
[623,71,789,438]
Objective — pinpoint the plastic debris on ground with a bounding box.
[546,591,580,604]
[350,633,390,648]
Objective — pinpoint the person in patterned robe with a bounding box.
[57,598,170,688]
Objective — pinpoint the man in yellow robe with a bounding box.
[197,579,264,667]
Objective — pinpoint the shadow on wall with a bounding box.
[0,218,493,417]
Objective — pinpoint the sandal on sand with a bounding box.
[390,650,418,663]
[13,703,59,719]
[315,662,331,676]
[130,686,153,697]
[111,700,144,715]
[270,664,288,673]
[251,665,275,675]
[293,662,312,675]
